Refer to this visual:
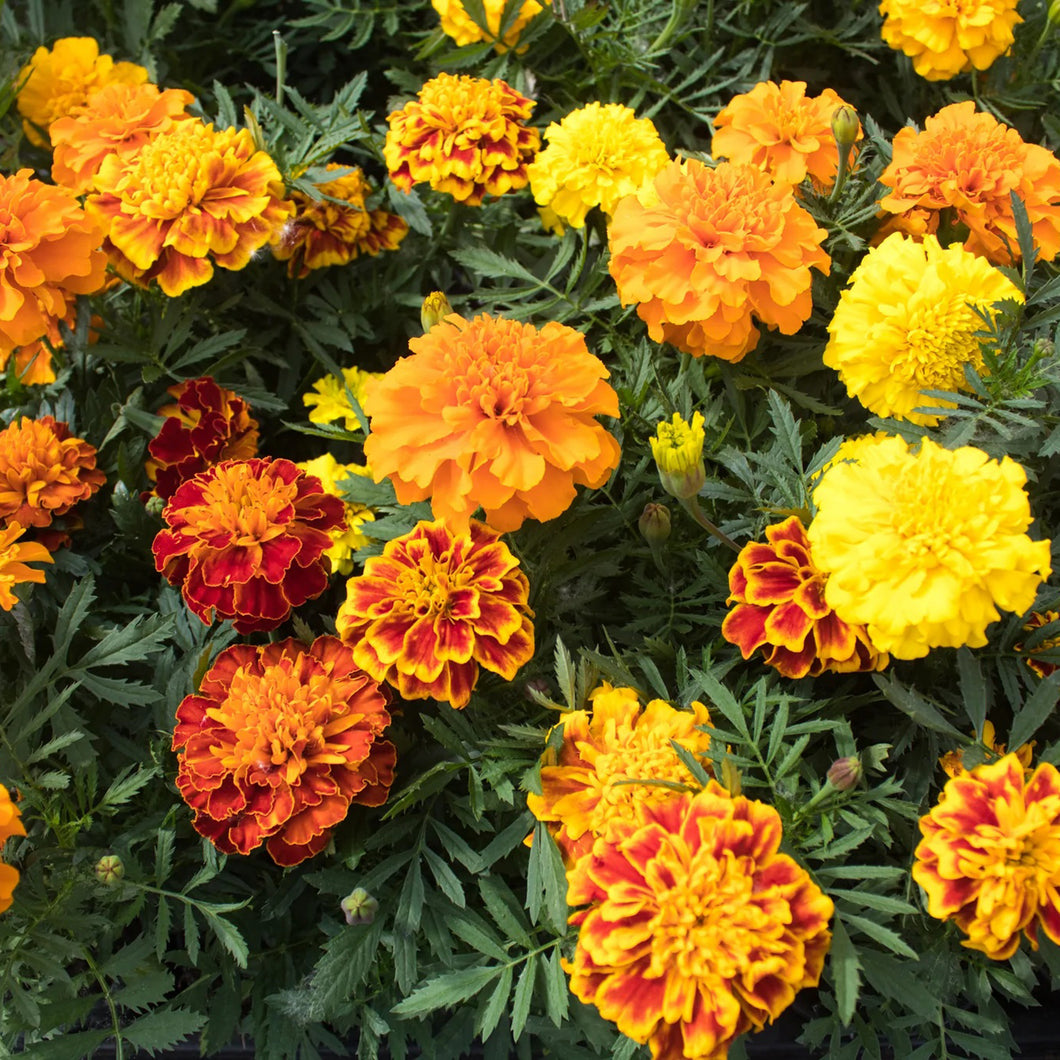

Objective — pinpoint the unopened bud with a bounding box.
[95,854,125,886]
[341,887,379,926]
[144,494,165,517]
[421,292,453,333]
[638,502,671,546]
[650,412,707,501]
[827,756,862,791]
[1033,337,1055,359]
[831,105,860,152]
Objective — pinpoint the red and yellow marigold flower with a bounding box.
[1017,610,1060,679]
[172,636,396,866]
[567,786,833,1059]
[938,721,1033,779]
[363,312,620,533]
[913,753,1060,959]
[431,0,550,51]
[85,118,294,297]
[384,73,539,207]
[527,684,713,865]
[335,519,534,709]
[295,453,376,576]
[878,102,1060,265]
[0,522,53,611]
[722,515,888,679]
[0,783,25,915]
[145,377,260,501]
[608,159,830,362]
[302,365,382,432]
[152,457,346,634]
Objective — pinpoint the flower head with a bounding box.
[824,232,1022,424]
[879,0,1022,81]
[363,312,620,532]
[650,411,706,500]
[938,721,1033,779]
[711,80,862,191]
[303,365,381,432]
[0,522,53,611]
[526,103,670,228]
[85,118,293,296]
[152,457,346,634]
[384,74,539,206]
[1016,610,1060,679]
[722,515,888,679]
[567,786,833,1059]
[0,783,25,915]
[608,160,830,362]
[431,0,550,51]
[913,754,1060,959]
[878,102,1060,265]
[336,519,534,709]
[173,636,396,866]
[809,436,1051,659]
[295,453,376,576]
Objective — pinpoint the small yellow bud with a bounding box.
[830,105,860,152]
[94,854,125,886]
[650,411,706,500]
[421,292,453,333]
[638,502,671,545]
[341,887,379,925]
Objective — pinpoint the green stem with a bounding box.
[648,0,698,53]
[680,496,740,552]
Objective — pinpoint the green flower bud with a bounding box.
[341,887,379,926]
[421,291,453,333]
[95,854,125,886]
[827,756,863,791]
[831,105,860,152]
[638,502,671,546]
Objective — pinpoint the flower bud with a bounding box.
[144,494,166,517]
[341,887,379,926]
[95,854,125,886]
[421,291,453,333]
[650,411,706,501]
[831,105,860,152]
[638,502,671,546]
[827,756,862,791]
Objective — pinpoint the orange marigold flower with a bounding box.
[363,312,620,532]
[0,782,26,915]
[712,80,862,191]
[384,73,539,207]
[335,519,534,709]
[49,81,195,194]
[16,36,148,147]
[878,101,1060,265]
[721,515,888,679]
[431,0,550,51]
[152,457,346,634]
[608,160,830,362]
[172,636,396,866]
[0,416,105,531]
[913,753,1060,960]
[526,684,713,866]
[1016,610,1060,679]
[85,118,294,297]
[145,377,260,502]
[938,720,1033,779]
[0,522,53,611]
[567,786,834,1059]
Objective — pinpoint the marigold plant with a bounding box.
[0,522,53,612]
[431,0,550,51]
[0,784,25,915]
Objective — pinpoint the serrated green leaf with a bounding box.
[956,648,986,738]
[543,948,569,1026]
[122,1007,206,1055]
[479,876,531,947]
[390,966,501,1019]
[510,956,536,1041]
[423,846,466,909]
[1009,671,1060,750]
[840,912,918,959]
[448,910,509,962]
[873,674,964,738]
[526,822,568,929]
[478,964,512,1042]
[828,919,860,1026]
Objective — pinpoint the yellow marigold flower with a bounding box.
[302,365,382,432]
[878,101,1060,265]
[650,411,706,500]
[712,80,862,191]
[567,785,834,1059]
[809,436,1051,659]
[608,159,831,362]
[879,0,1022,81]
[913,754,1060,959]
[85,118,294,297]
[0,783,25,915]
[295,453,376,576]
[384,73,540,207]
[526,102,670,228]
[824,233,1023,425]
[527,684,712,866]
[939,720,1033,779]
[273,163,409,279]
[16,36,148,147]
[1016,610,1060,679]
[432,0,550,51]
[0,522,52,611]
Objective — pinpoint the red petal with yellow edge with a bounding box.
[790,575,829,620]
[585,961,667,1040]
[721,602,769,657]
[742,562,802,605]
[762,599,813,651]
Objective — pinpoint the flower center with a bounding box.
[897,298,984,388]
[401,547,473,619]
[124,123,226,216]
[198,464,298,545]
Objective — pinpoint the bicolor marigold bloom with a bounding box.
[913,754,1060,959]
[384,74,539,207]
[526,103,670,228]
[172,637,396,866]
[152,458,346,634]
[295,453,376,576]
[722,516,888,679]
[712,80,862,191]
[879,0,1022,81]
[809,436,1051,659]
[16,36,148,146]
[363,312,620,532]
[878,102,1060,265]
[49,81,195,194]
[336,519,534,709]
[824,233,1022,425]
[0,783,25,915]
[527,684,712,865]
[273,163,408,279]
[567,786,834,1059]
[85,118,293,297]
[303,365,382,432]
[650,411,706,500]
[1016,610,1060,679]
[608,160,830,362]
[0,522,53,611]
[431,0,550,51]
[938,720,1033,779]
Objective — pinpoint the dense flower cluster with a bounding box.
[431,0,550,51]
[0,784,25,915]
[294,454,376,576]
[303,365,382,432]
[0,523,53,612]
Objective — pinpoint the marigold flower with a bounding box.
[273,163,409,279]
[567,786,833,1059]
[16,36,148,146]
[824,233,1022,425]
[879,0,1022,81]
[526,103,670,229]
[145,377,260,501]
[295,453,376,576]
[431,0,550,51]
[0,522,53,611]
[722,515,888,679]
[1016,610,1060,679]
[384,73,539,207]
[0,783,25,915]
[172,636,396,866]
[809,436,1051,659]
[913,754,1060,959]
[527,684,712,865]
[49,81,195,194]
[303,365,382,432]
[878,102,1060,265]
[336,519,534,709]
[650,411,706,500]
[938,720,1033,779]
[85,118,293,297]
[152,458,346,634]
[608,160,830,362]
[711,80,862,191]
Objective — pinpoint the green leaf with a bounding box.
[828,918,860,1026]
[20,1031,109,1059]
[690,668,749,739]
[390,966,502,1019]
[1008,671,1060,750]
[526,822,568,929]
[448,911,509,962]
[510,956,537,1041]
[873,674,964,738]
[478,964,512,1042]
[479,876,531,947]
[122,1007,207,1055]
[840,912,918,959]
[201,909,249,969]
[956,648,986,737]
[423,846,466,909]
[543,947,569,1025]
